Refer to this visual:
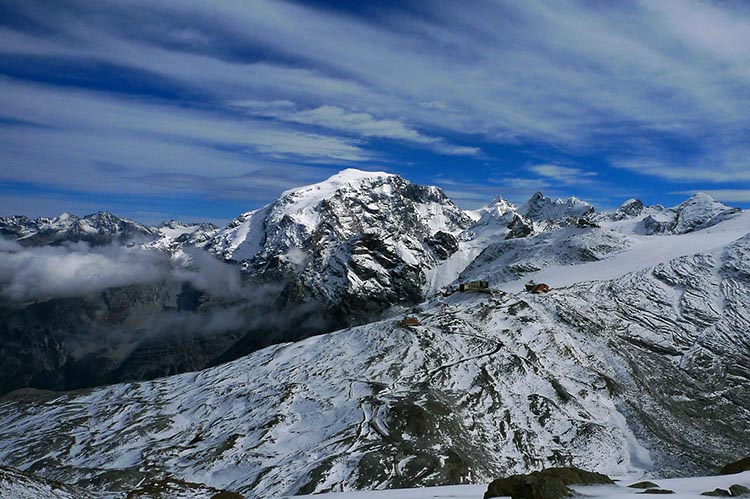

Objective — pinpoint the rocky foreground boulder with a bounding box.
[483,467,613,499]
[720,457,750,475]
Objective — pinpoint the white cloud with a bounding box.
[0,78,371,202]
[0,241,170,301]
[232,102,480,156]
[0,239,249,303]
[0,79,370,164]
[613,155,750,183]
[527,164,598,185]
[1,0,750,208]
[229,99,296,114]
[287,105,429,141]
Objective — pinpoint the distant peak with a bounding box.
[529,191,546,201]
[53,212,78,223]
[519,191,594,221]
[620,198,641,207]
[160,219,183,228]
[675,192,739,212]
[684,192,715,203]
[85,210,114,218]
[613,198,643,220]
[490,195,515,206]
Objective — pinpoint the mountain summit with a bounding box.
[206,169,472,324]
[518,192,595,223]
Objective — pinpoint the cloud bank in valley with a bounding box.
[0,238,243,303]
[0,239,169,301]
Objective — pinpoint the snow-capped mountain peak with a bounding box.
[612,199,644,220]
[207,169,471,261]
[643,193,741,235]
[518,191,594,222]
[481,196,517,217]
[205,170,473,325]
[279,168,394,201]
[269,169,397,234]
[463,196,531,237]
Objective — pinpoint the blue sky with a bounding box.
[1,0,749,224]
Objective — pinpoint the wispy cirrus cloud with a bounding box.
[0,0,749,220]
[231,101,480,156]
[527,164,598,185]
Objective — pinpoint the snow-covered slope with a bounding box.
[1,214,748,497]
[460,225,633,287]
[462,210,750,293]
[1,176,748,499]
[0,293,645,497]
[291,472,750,499]
[426,192,601,294]
[0,466,98,499]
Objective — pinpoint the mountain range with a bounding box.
[0,169,748,498]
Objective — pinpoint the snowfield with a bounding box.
[288,471,750,499]
[494,210,749,292]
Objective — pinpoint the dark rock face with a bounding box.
[0,465,99,498]
[639,489,675,495]
[484,467,613,499]
[0,283,253,394]
[506,214,534,239]
[720,457,750,475]
[729,484,750,496]
[123,477,245,498]
[425,231,460,259]
[630,481,662,489]
[701,488,731,497]
[614,199,644,220]
[643,214,668,235]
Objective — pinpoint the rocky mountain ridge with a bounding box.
[0,173,743,397]
[0,170,475,395]
[1,220,748,497]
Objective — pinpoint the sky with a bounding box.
[0,0,749,225]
